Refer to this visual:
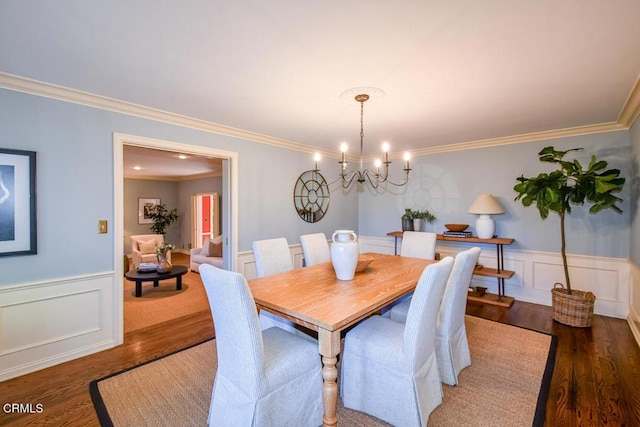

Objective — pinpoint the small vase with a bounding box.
[413,218,422,232]
[401,209,414,231]
[156,253,172,273]
[330,230,359,280]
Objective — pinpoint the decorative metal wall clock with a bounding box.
[293,170,330,223]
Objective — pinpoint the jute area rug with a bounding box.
[92,316,555,426]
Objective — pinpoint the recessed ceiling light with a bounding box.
[133,166,142,170]
[178,154,187,160]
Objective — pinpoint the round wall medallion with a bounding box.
[293,170,330,223]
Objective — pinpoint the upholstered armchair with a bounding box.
[130,234,170,269]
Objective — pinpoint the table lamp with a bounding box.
[468,194,504,239]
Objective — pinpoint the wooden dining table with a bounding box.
[247,252,435,426]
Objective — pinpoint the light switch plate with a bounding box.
[98,220,108,234]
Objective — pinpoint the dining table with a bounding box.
[247,252,435,426]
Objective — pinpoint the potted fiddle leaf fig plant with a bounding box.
[513,146,625,327]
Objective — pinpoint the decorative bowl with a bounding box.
[445,223,469,232]
[355,255,374,273]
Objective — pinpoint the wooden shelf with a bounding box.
[387,231,516,307]
[473,267,515,279]
[467,292,514,307]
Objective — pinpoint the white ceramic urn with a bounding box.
[331,230,359,280]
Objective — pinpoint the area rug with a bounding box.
[91,316,556,426]
[124,263,210,333]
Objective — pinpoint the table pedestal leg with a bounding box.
[177,275,183,291]
[135,281,142,297]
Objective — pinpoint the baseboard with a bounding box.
[0,272,119,381]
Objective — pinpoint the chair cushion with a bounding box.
[138,240,157,254]
[201,235,224,256]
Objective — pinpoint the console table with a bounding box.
[387,231,515,307]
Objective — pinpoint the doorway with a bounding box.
[113,132,238,345]
[192,192,220,249]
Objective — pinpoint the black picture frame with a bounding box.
[138,198,160,225]
[0,148,37,257]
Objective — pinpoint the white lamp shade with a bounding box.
[467,194,504,215]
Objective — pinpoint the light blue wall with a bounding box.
[359,131,631,259]
[0,88,358,286]
[630,119,640,266]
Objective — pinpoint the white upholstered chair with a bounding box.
[400,231,437,260]
[199,264,323,426]
[340,257,454,426]
[252,238,299,334]
[299,233,330,266]
[389,246,482,386]
[130,234,170,269]
[252,237,293,277]
[381,231,438,315]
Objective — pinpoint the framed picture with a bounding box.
[138,198,160,224]
[0,148,37,257]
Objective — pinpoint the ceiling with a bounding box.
[1,1,640,166]
[123,145,222,180]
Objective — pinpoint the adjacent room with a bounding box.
[1,2,639,426]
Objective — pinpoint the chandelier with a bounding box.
[316,93,411,189]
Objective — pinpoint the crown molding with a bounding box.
[124,171,222,181]
[407,122,627,158]
[618,72,640,127]
[0,72,637,160]
[0,72,308,152]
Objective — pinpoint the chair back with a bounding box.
[199,264,264,395]
[438,247,481,336]
[403,257,454,368]
[131,234,164,250]
[252,238,293,277]
[400,231,437,260]
[300,233,330,266]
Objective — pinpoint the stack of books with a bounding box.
[443,231,472,238]
[137,262,158,272]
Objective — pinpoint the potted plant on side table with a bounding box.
[513,146,625,327]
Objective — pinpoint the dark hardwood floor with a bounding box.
[1,279,639,425]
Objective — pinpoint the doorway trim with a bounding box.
[113,132,238,344]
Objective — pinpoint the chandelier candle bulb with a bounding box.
[404,152,411,170]
[382,142,390,164]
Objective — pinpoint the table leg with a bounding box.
[153,280,159,287]
[318,329,341,427]
[176,275,183,291]
[135,281,142,297]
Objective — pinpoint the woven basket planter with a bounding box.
[551,283,596,327]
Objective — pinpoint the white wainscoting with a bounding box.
[235,235,629,319]
[629,263,640,348]
[359,235,630,319]
[0,272,118,381]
